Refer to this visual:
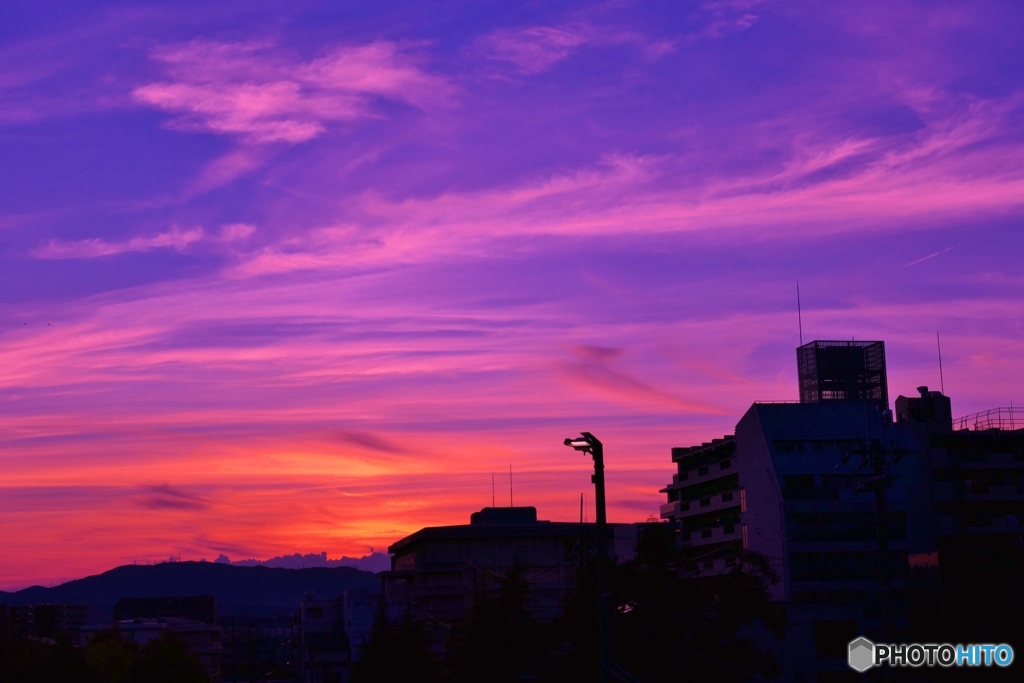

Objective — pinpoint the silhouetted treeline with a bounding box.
[354,527,784,681]
[0,629,208,683]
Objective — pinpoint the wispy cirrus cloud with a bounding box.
[221,91,1024,279]
[132,40,453,144]
[138,484,209,511]
[562,345,720,413]
[474,26,591,74]
[33,224,253,260]
[34,226,205,260]
[697,0,764,39]
[472,23,679,74]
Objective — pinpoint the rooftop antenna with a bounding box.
[491,473,495,507]
[509,463,513,507]
[797,282,804,346]
[579,493,584,524]
[936,332,945,394]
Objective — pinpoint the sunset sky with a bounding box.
[2,0,1023,590]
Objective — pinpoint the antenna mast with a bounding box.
[797,282,804,346]
[509,463,513,507]
[937,332,945,394]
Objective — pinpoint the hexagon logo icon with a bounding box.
[848,637,875,672]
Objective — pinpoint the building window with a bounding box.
[701,529,712,539]
[720,459,732,470]
[699,498,710,507]
[698,466,708,476]
[306,607,323,620]
[679,471,688,481]
[724,524,735,534]
[722,492,733,502]
[680,502,690,511]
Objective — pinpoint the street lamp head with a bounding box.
[564,432,602,455]
[564,436,593,453]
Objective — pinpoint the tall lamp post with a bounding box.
[564,432,613,681]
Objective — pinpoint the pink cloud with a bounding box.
[217,91,1024,279]
[475,26,591,74]
[132,40,452,143]
[32,223,254,260]
[33,226,205,259]
[188,148,271,194]
[696,0,763,39]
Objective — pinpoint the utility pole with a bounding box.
[565,432,613,682]
[849,435,902,642]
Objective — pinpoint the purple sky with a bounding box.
[2,0,1023,590]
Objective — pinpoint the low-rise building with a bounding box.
[297,592,349,683]
[381,506,642,650]
[116,617,223,676]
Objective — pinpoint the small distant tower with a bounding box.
[797,340,888,409]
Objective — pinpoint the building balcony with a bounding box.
[685,523,745,547]
[669,489,743,519]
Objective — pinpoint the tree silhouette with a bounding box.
[446,562,552,683]
[352,601,437,683]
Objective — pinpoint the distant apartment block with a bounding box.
[114,594,216,624]
[297,591,350,683]
[0,603,88,639]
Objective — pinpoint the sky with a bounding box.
[1,0,1022,590]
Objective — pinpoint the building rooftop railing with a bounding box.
[955,407,1023,431]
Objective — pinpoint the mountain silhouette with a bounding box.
[0,561,379,623]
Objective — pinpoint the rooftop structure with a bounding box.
[954,406,1024,431]
[797,340,888,409]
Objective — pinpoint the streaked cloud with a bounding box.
[475,26,591,74]
[138,483,209,511]
[33,227,206,260]
[31,224,253,260]
[132,40,452,143]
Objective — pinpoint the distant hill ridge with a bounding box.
[0,561,379,623]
